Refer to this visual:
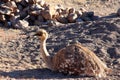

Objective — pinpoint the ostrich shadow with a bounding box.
[0,68,89,79]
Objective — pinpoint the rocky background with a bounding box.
[0,0,120,79]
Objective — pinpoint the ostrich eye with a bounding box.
[35,31,43,36]
[39,31,43,36]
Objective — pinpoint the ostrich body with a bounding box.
[35,29,111,77]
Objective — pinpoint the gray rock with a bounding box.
[0,14,6,21]
[117,8,120,16]
[67,13,78,23]
[14,20,29,29]
[107,47,120,58]
[76,18,83,22]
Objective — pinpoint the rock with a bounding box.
[52,11,59,20]
[103,33,117,42]
[46,20,57,26]
[34,20,42,25]
[0,8,12,15]
[37,15,44,22]
[26,0,36,4]
[17,4,23,11]
[34,15,44,25]
[87,12,94,17]
[67,13,78,23]
[60,8,69,15]
[0,14,6,21]
[14,20,29,29]
[37,0,45,7]
[29,15,36,21]
[14,0,22,3]
[81,16,91,21]
[41,5,56,20]
[80,8,87,13]
[68,8,75,14]
[6,1,17,12]
[30,4,43,10]
[55,4,64,10]
[41,10,52,20]
[1,0,11,2]
[113,59,120,65]
[29,10,41,16]
[107,47,120,58]
[56,15,68,23]
[20,11,28,19]
[75,10,82,17]
[21,0,28,6]
[117,8,120,16]
[76,18,83,22]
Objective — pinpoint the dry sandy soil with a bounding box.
[0,0,120,80]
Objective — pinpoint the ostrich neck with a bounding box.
[40,39,53,70]
[40,40,50,56]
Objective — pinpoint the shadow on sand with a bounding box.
[0,68,88,79]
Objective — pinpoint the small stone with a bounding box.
[0,8,12,15]
[56,15,68,23]
[80,8,87,13]
[37,15,44,22]
[20,11,28,19]
[75,10,82,17]
[68,8,75,14]
[41,10,52,20]
[1,0,11,2]
[76,18,83,22]
[46,20,60,26]
[14,0,22,3]
[81,16,91,21]
[87,12,94,18]
[29,10,41,16]
[37,0,45,7]
[27,0,36,4]
[42,5,56,20]
[6,1,17,12]
[14,20,29,29]
[107,47,120,58]
[67,13,77,23]
[34,20,42,25]
[30,4,43,10]
[113,59,120,64]
[0,14,6,21]
[117,8,120,16]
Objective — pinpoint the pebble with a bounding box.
[117,8,120,16]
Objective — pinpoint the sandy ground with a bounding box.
[0,0,120,80]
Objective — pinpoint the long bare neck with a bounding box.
[40,40,50,56]
[40,40,53,70]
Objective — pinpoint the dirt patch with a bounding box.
[0,17,120,79]
[0,0,120,80]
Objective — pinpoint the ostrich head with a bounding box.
[35,29,48,42]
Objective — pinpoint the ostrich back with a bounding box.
[52,44,108,77]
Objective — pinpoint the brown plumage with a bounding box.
[34,29,111,77]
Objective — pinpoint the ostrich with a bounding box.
[34,29,111,77]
